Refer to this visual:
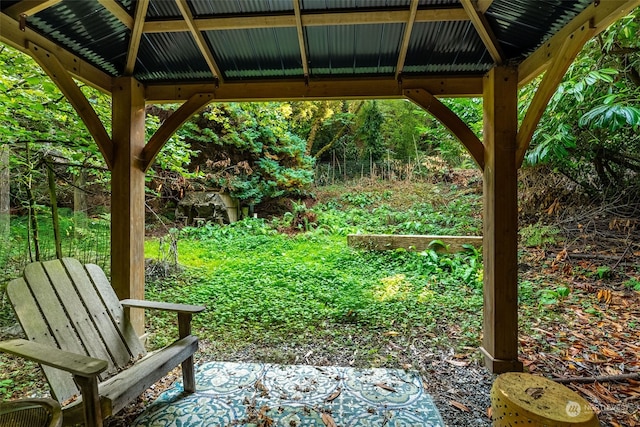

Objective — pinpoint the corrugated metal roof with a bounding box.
[302,0,410,10]
[135,32,212,82]
[404,20,492,74]
[486,0,592,58]
[205,27,302,79]
[306,23,403,76]
[147,0,181,19]
[26,0,128,76]
[0,0,599,83]
[191,0,293,16]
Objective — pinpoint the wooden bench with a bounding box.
[0,258,205,427]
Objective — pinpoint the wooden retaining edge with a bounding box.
[347,234,483,253]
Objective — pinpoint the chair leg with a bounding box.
[177,312,197,393]
[74,375,102,427]
[182,356,196,393]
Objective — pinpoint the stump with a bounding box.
[490,372,600,426]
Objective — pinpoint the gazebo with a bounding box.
[1,0,638,374]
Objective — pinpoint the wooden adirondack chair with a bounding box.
[0,258,205,427]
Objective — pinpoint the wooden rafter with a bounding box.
[145,76,483,103]
[27,42,113,169]
[175,0,223,82]
[405,88,484,169]
[125,0,149,75]
[97,0,133,30]
[460,0,504,64]
[141,93,214,172]
[516,24,594,167]
[395,0,419,81]
[292,0,309,78]
[4,0,60,18]
[142,8,469,33]
[0,13,113,93]
[477,0,494,13]
[519,0,640,86]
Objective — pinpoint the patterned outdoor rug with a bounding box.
[132,361,444,426]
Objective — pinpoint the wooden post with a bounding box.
[480,66,523,373]
[111,77,146,336]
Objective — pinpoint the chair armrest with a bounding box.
[120,299,205,314]
[0,339,107,378]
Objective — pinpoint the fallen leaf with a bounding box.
[321,412,337,427]
[374,383,397,393]
[525,387,544,399]
[325,388,341,402]
[446,359,469,367]
[383,331,400,336]
[449,400,470,412]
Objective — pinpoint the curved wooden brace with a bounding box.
[28,42,114,169]
[404,88,484,170]
[516,23,594,168]
[140,93,214,172]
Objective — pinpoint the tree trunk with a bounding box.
[25,142,40,261]
[0,145,9,239]
[46,157,63,259]
[74,168,88,231]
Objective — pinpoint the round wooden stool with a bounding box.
[490,372,600,426]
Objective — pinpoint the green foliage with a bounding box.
[523,9,640,196]
[538,285,571,306]
[624,277,640,291]
[519,224,561,248]
[596,266,612,279]
[180,103,315,204]
[145,217,484,350]
[355,101,385,160]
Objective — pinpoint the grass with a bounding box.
[142,182,485,364]
[144,221,484,355]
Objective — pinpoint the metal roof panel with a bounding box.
[487,0,592,59]
[135,32,212,82]
[306,23,403,76]
[403,20,492,74]
[205,27,302,79]
[25,0,129,76]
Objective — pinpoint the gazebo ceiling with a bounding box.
[2,0,628,102]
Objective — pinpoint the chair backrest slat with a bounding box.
[7,275,80,403]
[7,258,148,405]
[61,259,145,367]
[83,263,146,359]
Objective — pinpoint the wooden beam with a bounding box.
[27,42,114,169]
[124,0,149,74]
[405,88,484,169]
[292,0,309,78]
[141,93,214,172]
[97,0,133,30]
[395,0,419,80]
[142,8,469,33]
[460,0,504,64]
[516,24,594,167]
[0,13,113,93]
[111,77,146,336]
[4,0,60,17]
[174,0,222,82]
[519,0,640,86]
[480,66,522,374]
[145,76,483,102]
[477,0,494,13]
[347,234,482,253]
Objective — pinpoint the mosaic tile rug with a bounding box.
[132,361,444,426]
